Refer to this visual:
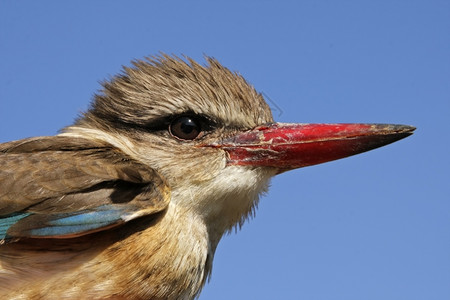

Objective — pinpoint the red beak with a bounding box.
[207,123,415,170]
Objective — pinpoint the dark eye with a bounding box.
[169,116,201,140]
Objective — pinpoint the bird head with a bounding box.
[64,54,414,243]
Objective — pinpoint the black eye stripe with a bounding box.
[124,113,216,139]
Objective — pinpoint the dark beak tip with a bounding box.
[369,124,416,144]
[380,124,416,134]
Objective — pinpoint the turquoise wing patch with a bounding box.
[2,205,131,240]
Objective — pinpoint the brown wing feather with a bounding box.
[0,136,170,238]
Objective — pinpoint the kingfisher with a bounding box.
[0,54,414,299]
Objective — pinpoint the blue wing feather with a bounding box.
[0,213,31,240]
[2,205,132,239]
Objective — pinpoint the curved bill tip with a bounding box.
[208,123,415,170]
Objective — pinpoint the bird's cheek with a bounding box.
[160,148,228,186]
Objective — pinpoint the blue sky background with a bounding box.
[0,1,448,299]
